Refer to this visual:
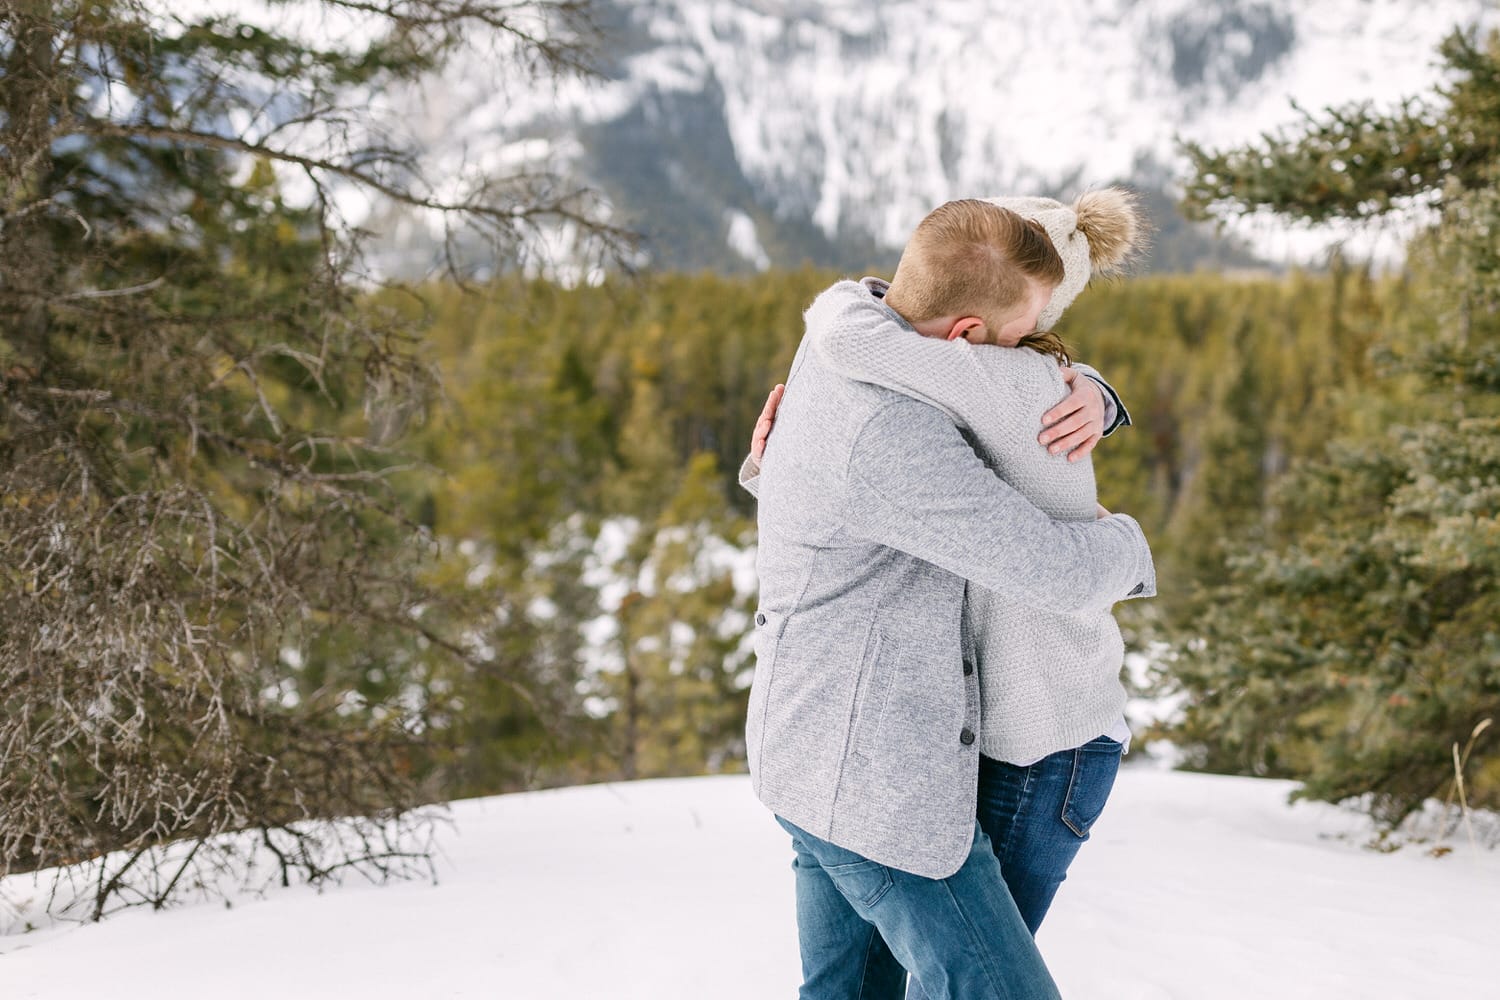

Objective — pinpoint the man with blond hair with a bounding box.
[740,199,1154,999]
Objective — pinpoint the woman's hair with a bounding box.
[884,200,1066,357]
[1015,328,1070,366]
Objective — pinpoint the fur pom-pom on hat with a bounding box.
[984,186,1148,331]
[1073,188,1144,274]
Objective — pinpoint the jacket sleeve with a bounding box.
[843,397,1155,612]
[1070,362,1130,436]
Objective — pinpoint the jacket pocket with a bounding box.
[746,609,787,769]
[850,630,893,760]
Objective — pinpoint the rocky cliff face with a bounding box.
[399,0,1496,273]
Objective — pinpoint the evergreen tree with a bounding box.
[588,453,756,779]
[1172,30,1500,822]
[0,0,618,919]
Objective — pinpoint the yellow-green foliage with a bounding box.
[415,265,1400,569]
[1060,263,1399,596]
[404,264,1409,791]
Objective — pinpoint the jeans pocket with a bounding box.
[1061,737,1123,838]
[824,859,894,909]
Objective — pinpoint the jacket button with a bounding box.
[960,728,975,746]
[755,612,767,626]
[1128,582,1145,596]
[962,660,974,676]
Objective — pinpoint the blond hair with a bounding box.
[885,199,1067,359]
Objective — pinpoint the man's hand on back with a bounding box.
[1041,367,1105,462]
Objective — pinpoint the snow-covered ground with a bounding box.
[3,769,1496,999]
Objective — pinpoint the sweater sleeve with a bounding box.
[807,282,1006,433]
[809,282,1134,444]
[843,397,1156,612]
[738,452,761,499]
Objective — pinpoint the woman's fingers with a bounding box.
[751,384,786,461]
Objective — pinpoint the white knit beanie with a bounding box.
[984,188,1145,332]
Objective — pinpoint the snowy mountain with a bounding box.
[390,0,1499,274]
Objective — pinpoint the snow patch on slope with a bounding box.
[725,209,771,270]
[625,0,1492,251]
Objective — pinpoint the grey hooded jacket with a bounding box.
[741,284,1154,879]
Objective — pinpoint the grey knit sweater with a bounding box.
[809,278,1132,765]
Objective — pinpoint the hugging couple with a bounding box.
[738,190,1156,998]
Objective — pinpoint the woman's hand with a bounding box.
[1041,367,1105,461]
[751,384,786,463]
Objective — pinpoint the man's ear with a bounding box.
[946,316,986,342]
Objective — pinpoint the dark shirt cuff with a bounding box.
[1082,372,1132,437]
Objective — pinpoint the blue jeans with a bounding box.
[976,734,1124,933]
[779,816,1060,1000]
[784,736,1123,999]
